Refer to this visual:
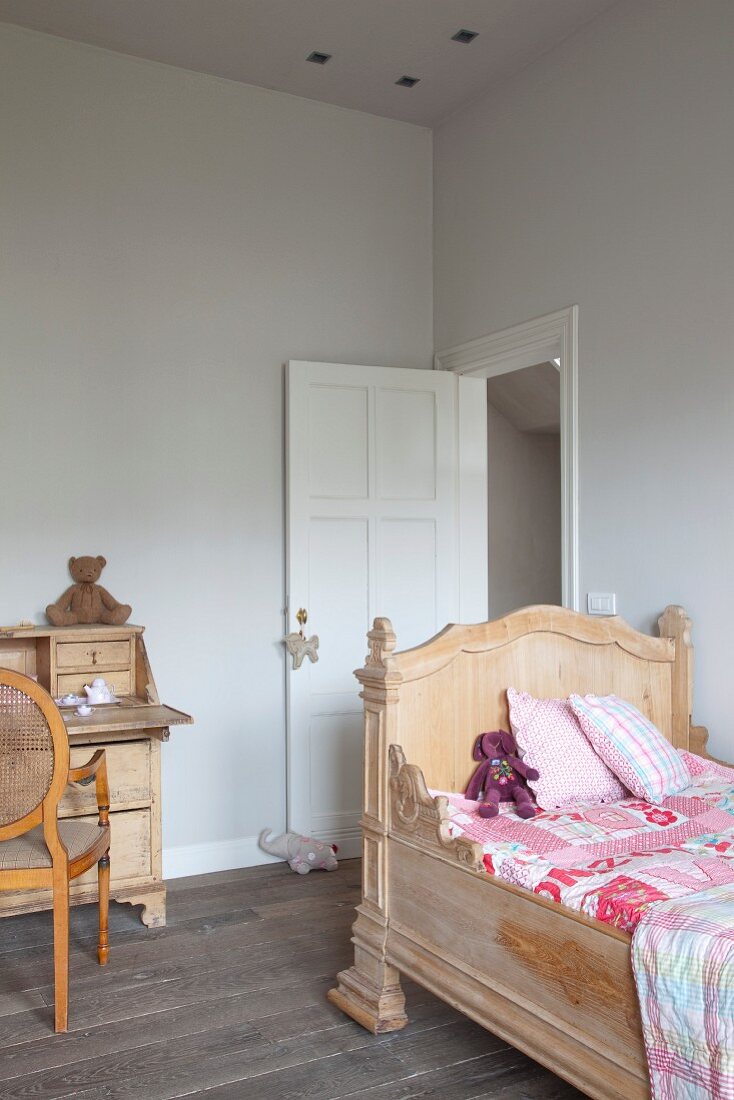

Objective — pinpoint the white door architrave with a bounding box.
[435,306,579,612]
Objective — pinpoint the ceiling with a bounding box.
[487,363,560,433]
[0,0,618,126]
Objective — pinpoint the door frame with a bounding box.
[434,305,579,611]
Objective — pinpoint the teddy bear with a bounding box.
[465,729,539,819]
[46,556,132,626]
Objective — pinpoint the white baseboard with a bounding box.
[311,811,362,860]
[162,833,281,880]
[163,818,363,879]
[327,836,361,859]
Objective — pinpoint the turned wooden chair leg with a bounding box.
[98,852,110,966]
[53,874,70,1033]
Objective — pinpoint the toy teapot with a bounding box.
[84,677,113,704]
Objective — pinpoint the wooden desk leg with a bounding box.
[115,883,167,928]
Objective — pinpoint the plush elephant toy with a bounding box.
[258,829,338,874]
[465,729,539,819]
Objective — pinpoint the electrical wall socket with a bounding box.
[587,592,617,616]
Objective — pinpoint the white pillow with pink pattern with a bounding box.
[569,693,690,801]
[507,687,627,810]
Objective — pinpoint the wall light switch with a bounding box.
[587,592,616,616]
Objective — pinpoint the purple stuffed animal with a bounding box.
[465,730,539,819]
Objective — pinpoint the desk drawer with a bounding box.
[56,639,133,670]
[57,669,133,697]
[74,808,152,887]
[61,741,151,817]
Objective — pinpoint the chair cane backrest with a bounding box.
[0,670,70,842]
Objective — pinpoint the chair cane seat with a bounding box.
[0,820,109,870]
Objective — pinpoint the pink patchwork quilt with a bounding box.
[439,750,734,1098]
[440,752,734,1095]
[439,751,734,933]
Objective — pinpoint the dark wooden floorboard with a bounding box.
[0,858,583,1099]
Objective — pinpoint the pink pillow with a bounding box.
[507,687,627,810]
[569,694,690,801]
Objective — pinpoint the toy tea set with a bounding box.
[56,678,120,717]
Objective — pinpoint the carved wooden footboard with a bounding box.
[388,745,484,873]
[385,745,648,1099]
[329,605,704,1099]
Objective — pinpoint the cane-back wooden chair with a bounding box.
[0,669,111,1032]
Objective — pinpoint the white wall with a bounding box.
[434,0,734,757]
[0,25,433,874]
[487,402,561,618]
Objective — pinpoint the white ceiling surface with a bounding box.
[0,0,617,126]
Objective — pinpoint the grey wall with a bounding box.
[488,401,561,618]
[0,25,433,871]
[434,0,734,757]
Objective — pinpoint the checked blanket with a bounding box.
[632,884,734,1100]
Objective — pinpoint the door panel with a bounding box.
[308,384,369,499]
[379,519,437,651]
[308,517,369,696]
[376,387,436,500]
[309,713,364,818]
[287,361,486,855]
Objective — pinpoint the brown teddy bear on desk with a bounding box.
[46,556,132,626]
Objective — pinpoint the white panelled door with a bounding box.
[286,361,487,856]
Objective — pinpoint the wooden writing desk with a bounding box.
[0,624,192,927]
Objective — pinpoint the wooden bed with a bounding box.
[328,604,712,1100]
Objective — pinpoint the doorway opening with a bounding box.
[435,305,578,611]
[486,361,561,616]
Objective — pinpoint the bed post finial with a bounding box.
[658,605,698,752]
[365,617,397,670]
[658,604,691,648]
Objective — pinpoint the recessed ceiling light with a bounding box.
[451,29,479,44]
[306,51,332,65]
[395,75,420,88]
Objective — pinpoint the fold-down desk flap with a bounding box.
[65,703,193,740]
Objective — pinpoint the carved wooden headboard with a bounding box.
[356,604,702,800]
